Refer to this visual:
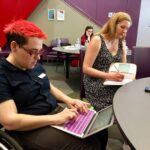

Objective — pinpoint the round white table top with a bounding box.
[52,46,85,54]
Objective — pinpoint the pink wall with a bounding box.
[0,0,41,47]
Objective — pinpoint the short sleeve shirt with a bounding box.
[0,58,57,115]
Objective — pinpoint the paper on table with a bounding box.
[104,78,133,85]
[63,45,79,50]
[103,63,137,86]
[63,45,85,50]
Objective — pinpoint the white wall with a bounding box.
[28,0,99,45]
[136,0,150,46]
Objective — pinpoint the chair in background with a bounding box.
[60,38,71,47]
[70,54,80,68]
[42,43,58,63]
[48,38,71,64]
[132,47,150,79]
[79,48,86,99]
[50,38,71,48]
[48,38,71,71]
[0,43,10,59]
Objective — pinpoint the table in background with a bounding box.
[113,77,150,150]
[52,46,82,79]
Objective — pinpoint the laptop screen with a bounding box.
[87,106,113,135]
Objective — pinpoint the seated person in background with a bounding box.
[71,26,93,67]
[0,20,105,150]
[81,26,93,46]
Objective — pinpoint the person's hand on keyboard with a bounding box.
[65,98,90,113]
[64,109,96,135]
[52,108,78,125]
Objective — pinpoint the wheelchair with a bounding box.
[0,125,23,150]
[0,104,66,150]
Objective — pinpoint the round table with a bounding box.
[52,46,83,79]
[113,77,150,150]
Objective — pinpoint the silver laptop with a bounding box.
[51,105,114,139]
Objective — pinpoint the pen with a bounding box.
[114,65,119,72]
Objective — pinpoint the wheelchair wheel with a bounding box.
[0,130,23,150]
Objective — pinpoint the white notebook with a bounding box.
[104,63,137,86]
[51,105,114,139]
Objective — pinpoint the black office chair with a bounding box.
[0,125,23,150]
[49,38,69,71]
[132,46,150,79]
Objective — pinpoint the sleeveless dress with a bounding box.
[83,35,123,111]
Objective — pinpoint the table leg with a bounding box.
[65,54,70,79]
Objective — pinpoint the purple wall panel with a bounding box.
[64,0,141,49]
[126,0,141,49]
[96,0,128,25]
[64,0,97,24]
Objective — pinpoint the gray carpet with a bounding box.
[51,79,74,95]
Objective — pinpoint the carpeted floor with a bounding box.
[43,62,127,150]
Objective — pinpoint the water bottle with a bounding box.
[85,40,89,48]
[57,37,61,47]
[75,38,80,48]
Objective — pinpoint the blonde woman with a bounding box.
[83,12,132,149]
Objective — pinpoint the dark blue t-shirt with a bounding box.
[0,58,57,115]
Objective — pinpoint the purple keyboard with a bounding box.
[64,109,95,135]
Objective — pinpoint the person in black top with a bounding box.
[0,20,105,150]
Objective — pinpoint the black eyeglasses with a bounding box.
[20,46,44,56]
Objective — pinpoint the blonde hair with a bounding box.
[97,12,132,39]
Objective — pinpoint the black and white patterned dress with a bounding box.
[84,35,123,111]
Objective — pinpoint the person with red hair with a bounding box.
[0,20,104,150]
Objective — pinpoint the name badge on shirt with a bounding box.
[38,73,46,79]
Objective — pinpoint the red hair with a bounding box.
[4,19,47,39]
